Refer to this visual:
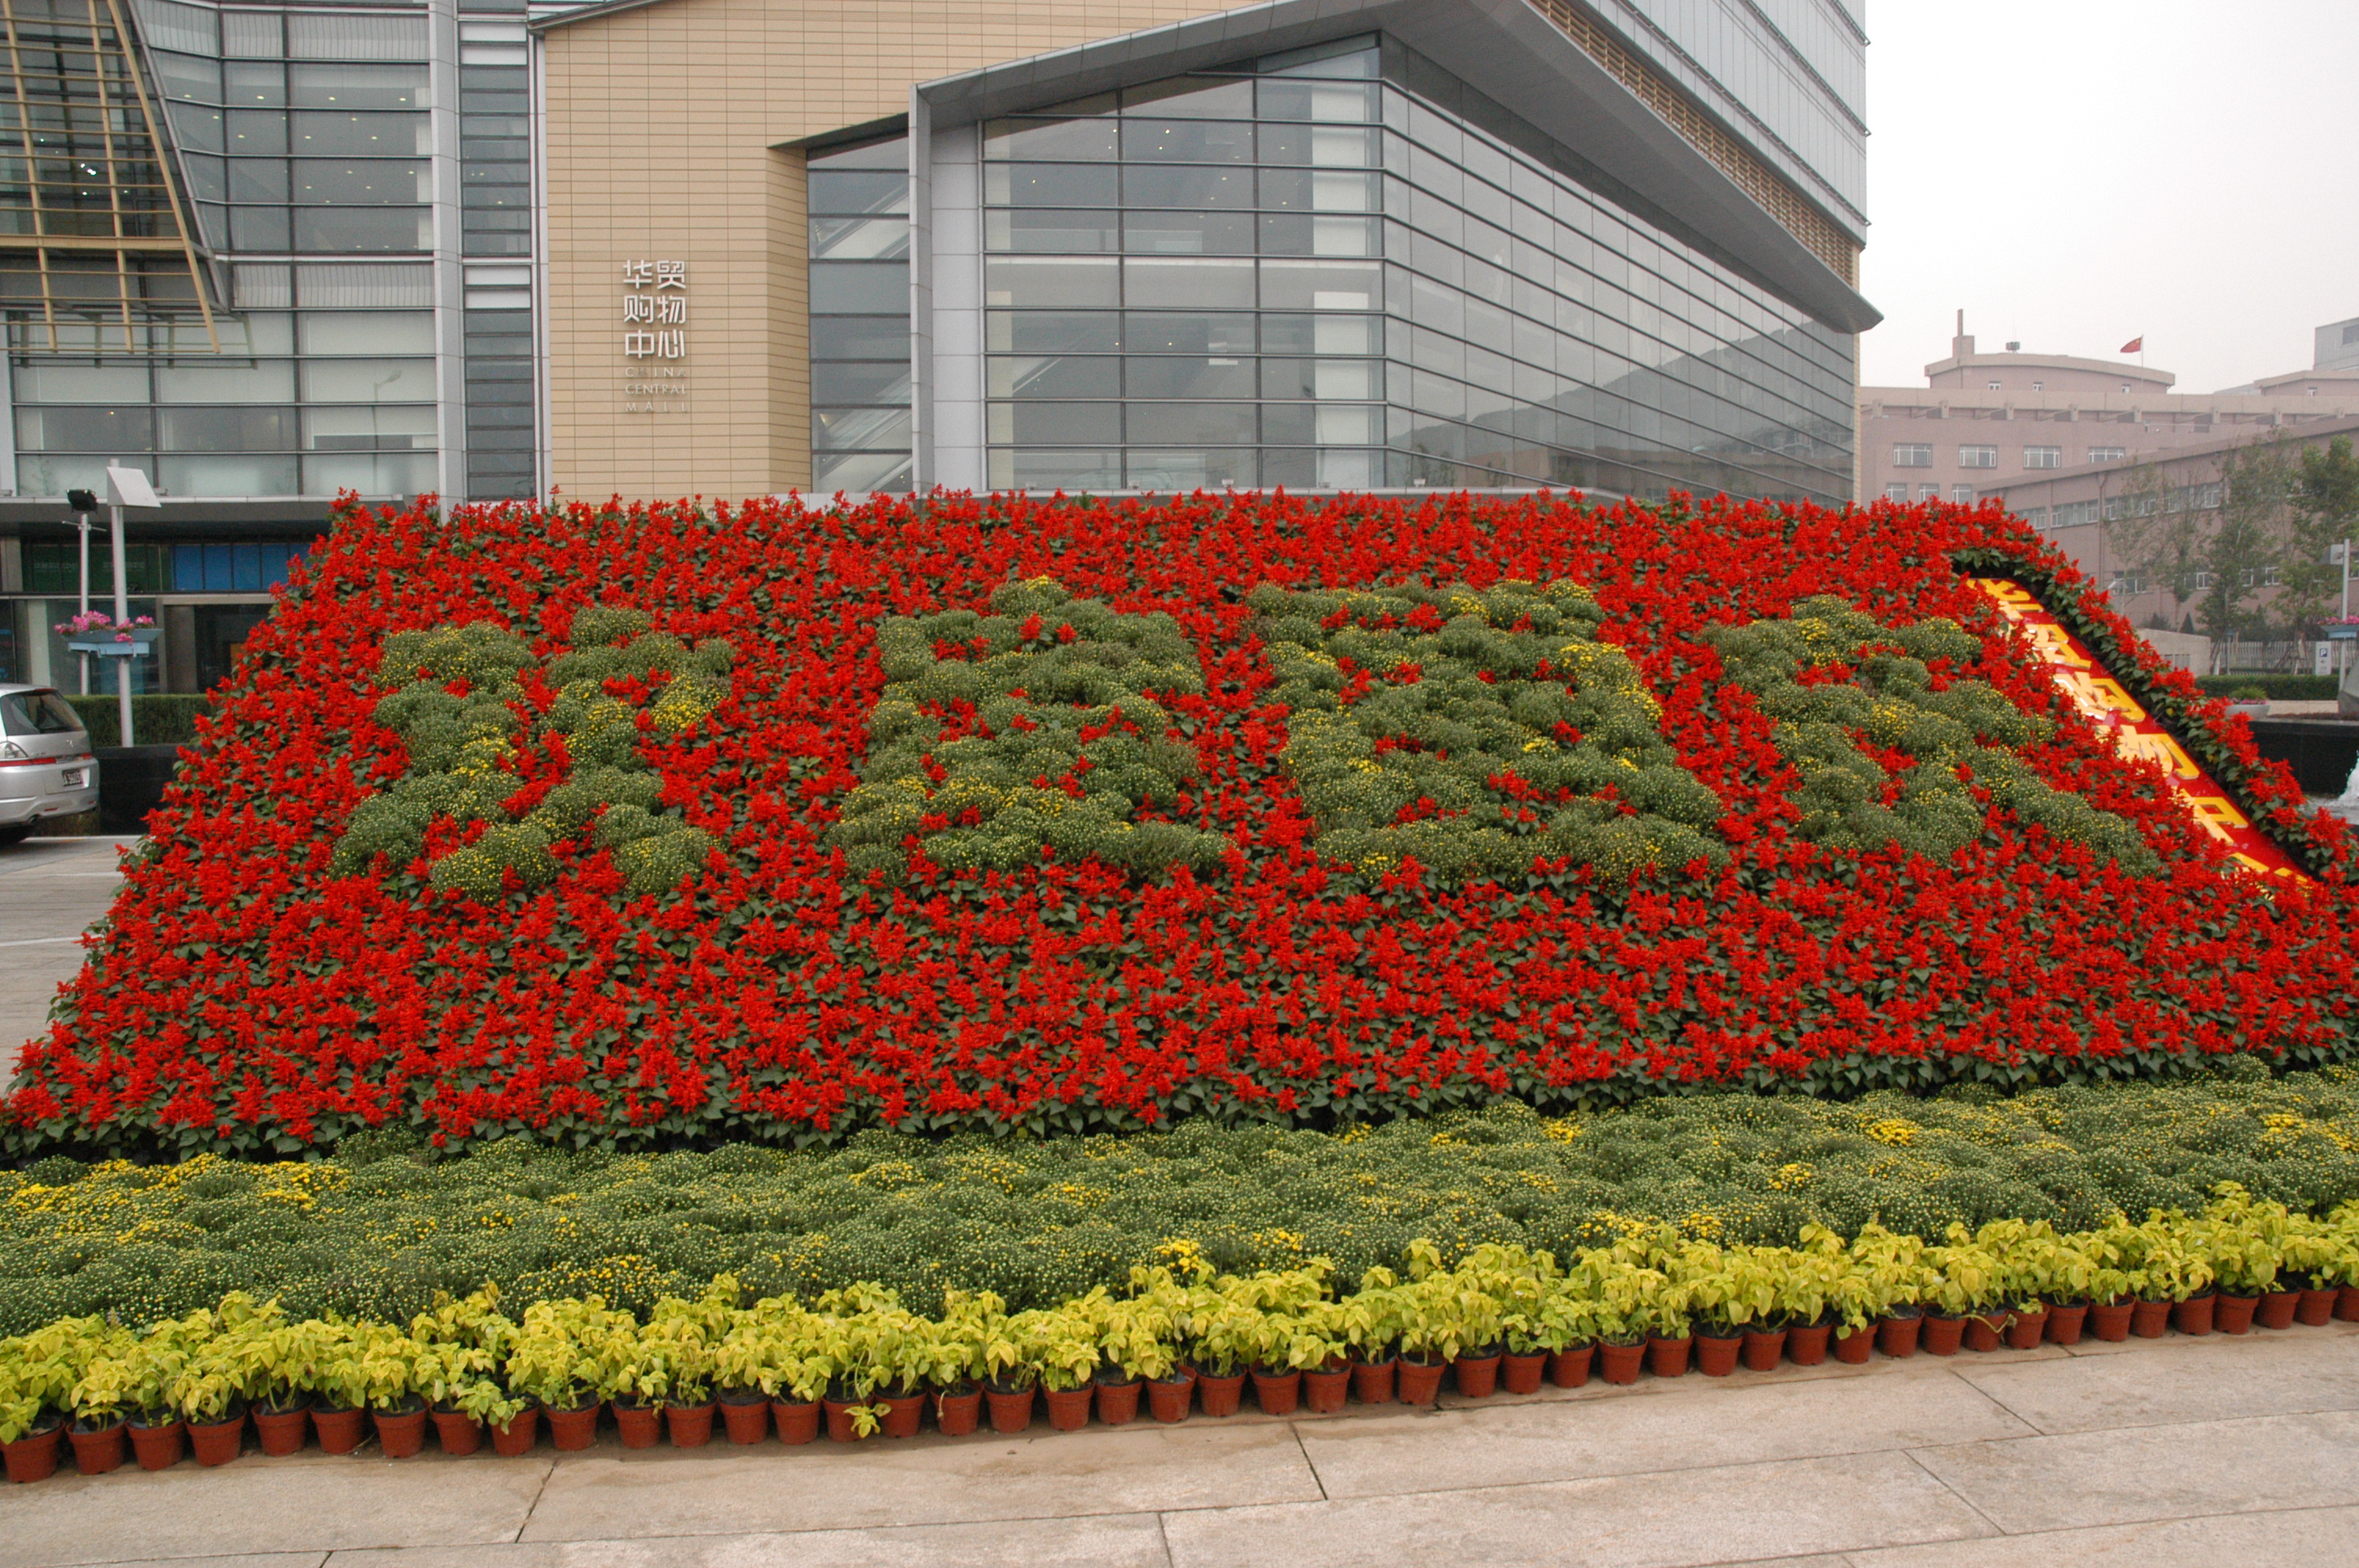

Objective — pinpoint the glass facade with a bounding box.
[976,38,1854,503]
[5,1,442,500]
[807,135,912,495]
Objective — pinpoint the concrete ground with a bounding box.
[9,1321,2358,1568]
[0,834,133,1075]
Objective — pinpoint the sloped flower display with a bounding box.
[5,490,2357,1160]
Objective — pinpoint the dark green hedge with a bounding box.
[5,1067,2354,1334]
[64,695,210,748]
[2195,675,2343,702]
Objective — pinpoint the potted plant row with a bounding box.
[5,1185,2357,1482]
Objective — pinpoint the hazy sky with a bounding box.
[1856,1,2359,395]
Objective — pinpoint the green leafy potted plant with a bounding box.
[1183,1285,1260,1417]
[243,1308,325,1457]
[125,1311,206,1471]
[66,1329,136,1475]
[1332,1268,1402,1405]
[308,1321,378,1455]
[1030,1301,1103,1432]
[928,1289,999,1436]
[0,1316,93,1484]
[983,1301,1041,1433]
[1852,1225,1929,1358]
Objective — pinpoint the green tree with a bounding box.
[2287,434,2359,631]
[2104,459,2204,624]
[2197,436,2295,659]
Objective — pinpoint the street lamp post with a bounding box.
[64,487,96,695]
[101,463,161,746]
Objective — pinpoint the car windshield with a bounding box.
[0,690,83,736]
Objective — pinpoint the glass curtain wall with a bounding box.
[806,136,911,495]
[979,38,1854,502]
[9,2,437,499]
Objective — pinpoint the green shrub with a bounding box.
[2195,675,2339,702]
[4,1069,2354,1332]
[64,695,210,749]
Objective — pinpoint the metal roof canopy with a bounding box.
[900,0,1879,335]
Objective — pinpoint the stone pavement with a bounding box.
[13,1320,2359,1568]
[0,834,133,1075]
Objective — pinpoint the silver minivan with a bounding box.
[0,684,99,845]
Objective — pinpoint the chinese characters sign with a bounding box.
[1971,577,2309,884]
[620,258,687,412]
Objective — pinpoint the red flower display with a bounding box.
[7,489,2354,1160]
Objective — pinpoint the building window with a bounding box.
[1951,485,1975,503]
[1986,379,2000,390]
[977,40,1856,500]
[1958,444,1997,468]
[1882,483,1908,503]
[2088,447,2125,463]
[1917,484,1938,501]
[2024,445,2061,469]
[2031,380,2044,391]
[2107,572,2146,596]
[1891,443,1932,468]
[808,136,913,494]
[2023,506,2047,528]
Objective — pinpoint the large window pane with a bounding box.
[988,355,1120,400]
[156,358,296,401]
[1126,358,1253,400]
[1126,401,1255,445]
[813,408,912,451]
[983,118,1119,162]
[158,408,296,452]
[1123,165,1252,208]
[1121,118,1252,163]
[299,312,434,354]
[300,357,434,401]
[290,112,427,157]
[1003,449,1122,490]
[288,64,427,110]
[159,455,300,496]
[810,216,911,260]
[807,170,907,216]
[292,159,429,204]
[293,209,427,251]
[809,262,908,314]
[1127,313,1253,355]
[986,257,1118,309]
[986,209,1118,253]
[1127,448,1255,489]
[16,406,154,451]
[1122,258,1252,309]
[985,163,1120,208]
[812,316,912,359]
[813,362,911,404]
[988,311,1121,354]
[1124,211,1252,255]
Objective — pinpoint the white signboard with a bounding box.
[620,258,689,413]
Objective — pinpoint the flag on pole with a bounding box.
[2120,336,2143,354]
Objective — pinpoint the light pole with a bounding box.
[102,463,161,746]
[64,487,96,695]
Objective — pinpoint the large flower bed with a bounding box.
[8,492,2357,1158]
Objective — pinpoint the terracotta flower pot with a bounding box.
[1741,1327,1788,1372]
[546,1401,601,1451]
[1250,1367,1301,1416]
[1547,1345,1594,1387]
[2088,1300,2134,1341]
[1832,1325,1875,1365]
[1645,1334,1692,1378]
[612,1402,663,1449]
[880,1389,924,1439]
[1303,1364,1350,1413]
[190,1412,245,1467]
[1395,1359,1446,1406]
[253,1403,310,1457]
[1043,1385,1092,1432]
[2047,1302,2089,1345]
[70,1421,126,1476]
[2,1423,63,1484]
[823,1398,863,1443]
[2130,1299,2172,1338]
[719,1395,770,1444]
[1197,1369,1247,1417]
[1147,1374,1194,1424]
[1787,1323,1831,1367]
[1877,1312,1923,1358]
[431,1409,483,1456]
[2005,1307,2048,1351]
[771,1399,820,1445]
[490,1407,540,1456]
[1095,1377,1144,1426]
[1921,1315,1967,1356]
[665,1401,715,1447]
[312,1405,367,1456]
[1598,1339,1646,1385]
[986,1384,1037,1433]
[2171,1294,2216,1336]
[1349,1357,1397,1403]
[1964,1313,2005,1353]
[1499,1352,1547,1395]
[2336,1284,2359,1322]
[1695,1334,1741,1377]
[374,1406,428,1459]
[2295,1287,2337,1327]
[2255,1291,2299,1330]
[935,1386,982,1436]
[2215,1294,2259,1335]
[129,1419,185,1472]
[1450,1351,1500,1399]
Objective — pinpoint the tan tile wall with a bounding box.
[542,0,1262,501]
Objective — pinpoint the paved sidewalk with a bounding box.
[14,1321,2359,1568]
[0,835,133,1075]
